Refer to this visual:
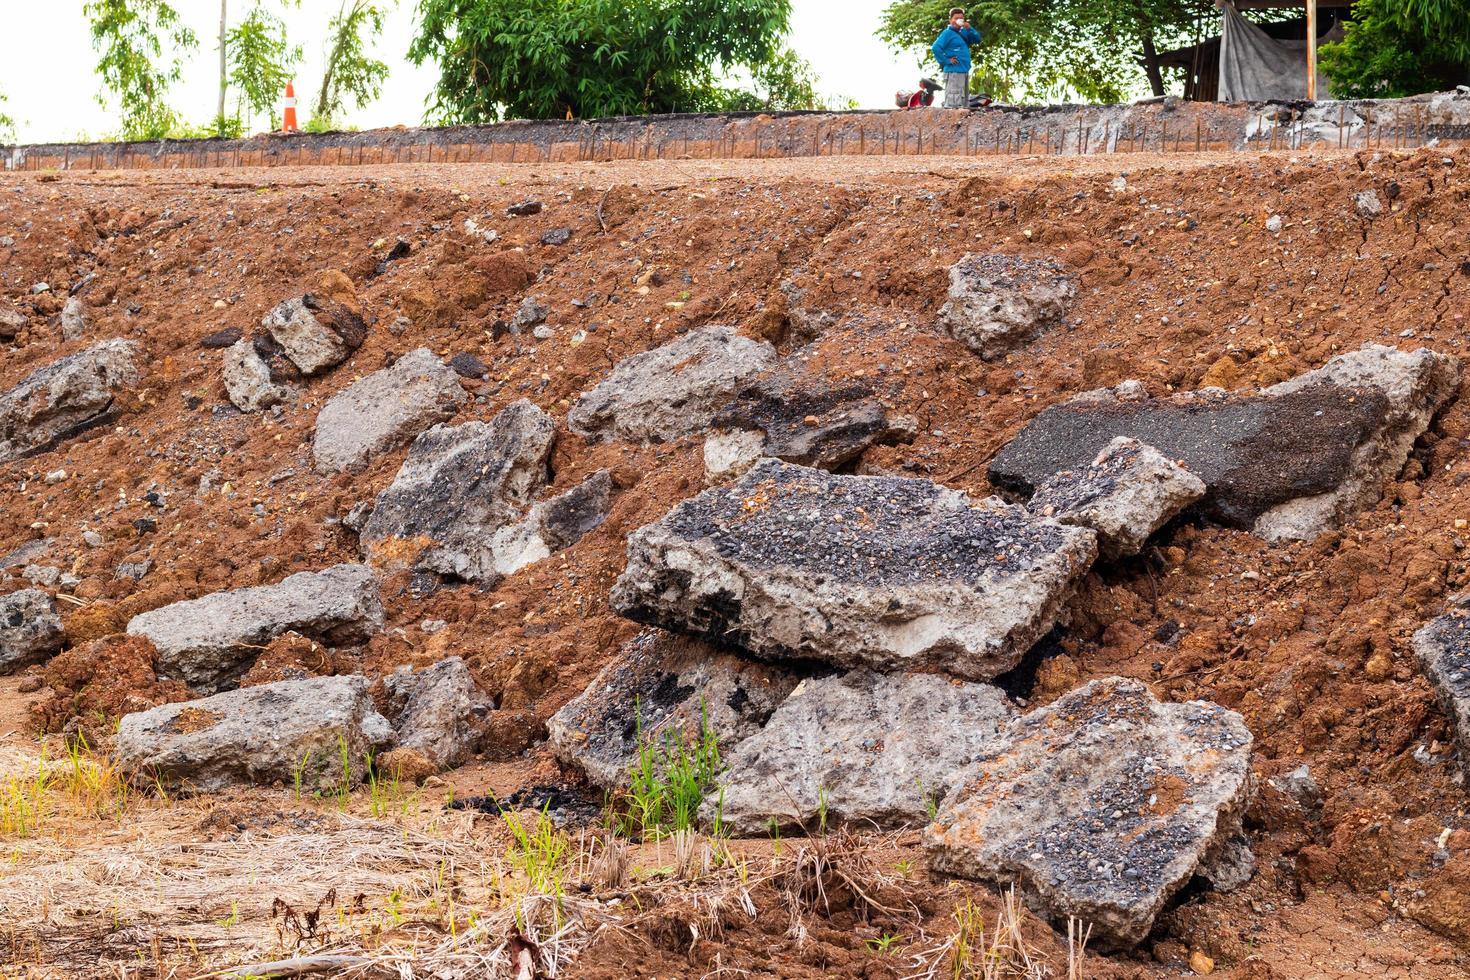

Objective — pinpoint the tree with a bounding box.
[313,1,391,127]
[0,90,14,145]
[226,3,303,132]
[1319,0,1470,98]
[878,0,1221,103]
[84,0,198,140]
[407,0,799,122]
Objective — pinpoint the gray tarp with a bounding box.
[1218,2,1340,101]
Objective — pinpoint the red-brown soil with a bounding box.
[3,148,1470,977]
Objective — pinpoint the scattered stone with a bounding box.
[1265,214,1283,234]
[706,358,917,475]
[312,348,467,474]
[926,677,1253,949]
[510,296,549,333]
[487,470,613,578]
[126,564,384,692]
[507,200,544,216]
[532,325,555,341]
[937,254,1078,359]
[0,303,25,340]
[1353,189,1384,219]
[82,530,104,548]
[382,657,493,769]
[569,326,777,443]
[990,345,1460,542]
[115,558,153,581]
[200,326,243,349]
[541,227,572,246]
[0,589,65,674]
[1027,437,1205,559]
[43,469,66,484]
[30,282,49,295]
[1412,597,1470,763]
[548,629,799,788]
[712,670,1015,834]
[60,296,87,341]
[115,675,392,793]
[448,352,487,379]
[222,338,292,412]
[0,339,139,463]
[611,459,1097,680]
[261,294,367,375]
[358,400,555,582]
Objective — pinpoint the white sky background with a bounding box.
[0,1,919,144]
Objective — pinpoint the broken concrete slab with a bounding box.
[312,348,468,473]
[1412,597,1470,763]
[926,677,1253,949]
[705,357,917,476]
[222,338,292,412]
[0,339,139,463]
[547,629,799,789]
[611,458,1097,680]
[990,345,1460,543]
[0,589,65,673]
[1027,437,1205,559]
[261,294,367,375]
[568,326,776,443]
[381,657,493,770]
[937,254,1077,360]
[710,670,1015,834]
[358,400,556,582]
[115,675,392,793]
[125,564,383,692]
[486,469,613,578]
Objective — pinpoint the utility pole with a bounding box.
[1305,0,1318,100]
[217,0,228,124]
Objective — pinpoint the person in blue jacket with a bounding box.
[932,8,983,109]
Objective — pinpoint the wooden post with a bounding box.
[1305,0,1318,101]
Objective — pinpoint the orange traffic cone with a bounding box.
[282,81,299,133]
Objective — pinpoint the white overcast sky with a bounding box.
[0,1,921,144]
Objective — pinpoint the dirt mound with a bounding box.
[3,148,1470,976]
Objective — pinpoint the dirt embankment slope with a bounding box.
[2,149,1470,977]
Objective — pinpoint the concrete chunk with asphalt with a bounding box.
[381,657,493,770]
[0,339,139,463]
[0,589,65,673]
[568,325,776,443]
[926,677,1253,949]
[312,348,468,473]
[261,294,367,375]
[990,345,1460,543]
[223,338,292,412]
[547,629,800,789]
[115,675,392,793]
[611,458,1097,680]
[1413,596,1470,763]
[1027,437,1205,559]
[125,564,384,692]
[709,670,1016,834]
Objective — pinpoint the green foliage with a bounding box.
[0,90,14,144]
[408,0,800,121]
[84,0,199,140]
[879,0,1265,103]
[713,48,835,111]
[615,700,724,840]
[313,0,391,128]
[227,2,303,130]
[1319,0,1470,98]
[503,804,570,897]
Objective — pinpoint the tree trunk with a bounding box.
[316,0,350,122]
[216,0,228,124]
[1141,32,1165,97]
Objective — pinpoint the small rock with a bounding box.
[43,469,66,484]
[1264,215,1283,234]
[448,352,487,379]
[60,296,88,341]
[82,530,104,548]
[382,657,493,769]
[1413,597,1470,762]
[510,296,550,333]
[507,200,544,216]
[1353,189,1384,219]
[1027,437,1205,559]
[0,303,25,340]
[541,227,572,246]
[261,294,367,376]
[532,325,554,340]
[222,339,292,412]
[937,254,1077,360]
[199,326,243,349]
